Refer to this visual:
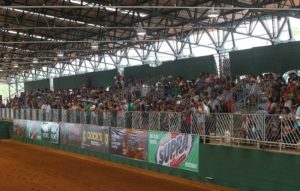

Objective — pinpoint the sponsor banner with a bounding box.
[25,120,42,141]
[110,128,147,161]
[81,125,109,153]
[60,123,82,147]
[13,119,27,138]
[148,131,199,172]
[41,122,60,144]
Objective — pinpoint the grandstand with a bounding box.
[0,1,300,191]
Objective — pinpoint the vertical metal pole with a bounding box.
[203,114,206,144]
[230,113,234,146]
[168,112,171,132]
[8,83,11,100]
[15,81,19,97]
[158,112,160,131]
[280,116,283,152]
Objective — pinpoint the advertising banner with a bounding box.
[110,128,147,161]
[60,123,82,147]
[13,119,27,138]
[41,122,60,144]
[25,120,42,141]
[148,131,199,172]
[81,125,109,153]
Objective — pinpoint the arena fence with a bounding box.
[1,108,300,152]
[230,81,270,113]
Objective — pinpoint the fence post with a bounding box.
[279,116,283,152]
[203,114,206,144]
[230,113,234,146]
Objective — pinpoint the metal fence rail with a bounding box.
[1,108,300,151]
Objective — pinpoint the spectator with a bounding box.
[41,101,51,113]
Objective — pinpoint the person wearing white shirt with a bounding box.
[41,102,51,113]
[41,102,51,120]
[296,105,300,128]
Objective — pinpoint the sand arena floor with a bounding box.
[0,140,235,191]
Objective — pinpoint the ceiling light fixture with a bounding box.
[207,7,219,18]
[90,41,99,50]
[136,24,146,36]
[57,51,64,57]
[33,58,38,63]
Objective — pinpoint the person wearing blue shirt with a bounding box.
[296,105,300,128]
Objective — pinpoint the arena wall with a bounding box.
[230,41,300,76]
[1,120,299,191]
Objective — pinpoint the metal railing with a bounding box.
[224,81,271,113]
[113,84,165,100]
[2,108,300,152]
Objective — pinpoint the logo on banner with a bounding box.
[41,123,59,140]
[50,124,59,140]
[155,133,193,167]
[83,130,108,147]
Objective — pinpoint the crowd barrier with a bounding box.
[12,119,199,172]
[2,108,300,152]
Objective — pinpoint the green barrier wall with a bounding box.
[0,121,12,139]
[5,120,300,191]
[24,79,50,92]
[124,55,216,81]
[53,69,118,90]
[230,41,300,76]
[198,144,300,191]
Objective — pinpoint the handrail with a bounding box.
[3,108,300,152]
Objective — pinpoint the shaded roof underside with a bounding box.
[0,0,299,78]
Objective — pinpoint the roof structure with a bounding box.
[0,0,299,83]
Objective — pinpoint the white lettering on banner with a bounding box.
[42,132,49,138]
[156,134,193,167]
[149,134,159,139]
[185,162,197,169]
[91,141,100,147]
[149,139,157,145]
[51,133,58,140]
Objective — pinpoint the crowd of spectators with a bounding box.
[3,71,300,143]
[237,71,300,144]
[4,71,300,118]
[252,71,300,116]
[5,73,236,115]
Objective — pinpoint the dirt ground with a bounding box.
[0,140,235,191]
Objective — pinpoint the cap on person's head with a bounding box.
[193,95,199,101]
[257,104,264,110]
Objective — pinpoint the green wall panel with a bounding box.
[124,55,216,81]
[24,79,50,92]
[230,41,300,76]
[7,118,300,191]
[230,49,253,77]
[251,46,281,74]
[277,42,300,71]
[0,121,12,139]
[124,65,158,82]
[198,144,300,191]
[159,55,216,80]
[53,69,118,90]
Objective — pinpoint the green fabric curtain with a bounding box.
[53,69,118,91]
[24,79,50,92]
[124,55,216,81]
[230,41,300,77]
[159,55,216,80]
